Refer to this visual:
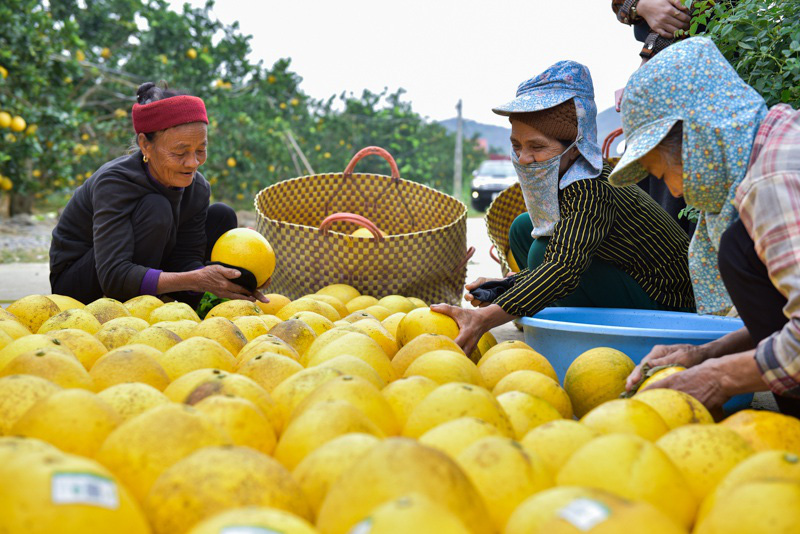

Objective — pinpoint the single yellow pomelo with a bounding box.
[275,400,384,470]
[205,299,263,320]
[291,375,399,436]
[475,331,497,357]
[188,507,318,534]
[504,486,599,534]
[634,387,714,429]
[148,301,200,324]
[352,226,386,238]
[694,479,800,534]
[292,432,382,515]
[342,310,379,324]
[238,333,299,364]
[656,424,754,500]
[0,449,150,534]
[317,437,494,534]
[257,293,292,315]
[144,446,310,534]
[211,228,276,287]
[316,354,386,389]
[378,295,416,315]
[268,319,318,356]
[351,318,398,358]
[0,317,31,339]
[236,352,304,393]
[155,337,236,380]
[1,348,94,389]
[563,347,635,418]
[557,433,697,528]
[151,319,199,338]
[7,295,61,333]
[128,326,183,352]
[95,403,230,502]
[94,324,139,350]
[478,348,557,388]
[478,340,535,364]
[362,305,392,321]
[84,297,131,324]
[89,344,170,391]
[396,307,459,346]
[0,329,12,351]
[317,283,361,305]
[0,333,74,370]
[11,388,121,456]
[350,493,471,534]
[407,297,427,309]
[381,312,406,338]
[456,436,553,530]
[191,317,248,356]
[122,295,164,321]
[580,398,669,441]
[232,315,271,341]
[194,395,277,454]
[306,331,397,383]
[720,409,800,454]
[0,374,62,435]
[520,419,600,476]
[392,333,465,375]
[263,366,345,427]
[37,308,103,334]
[44,328,108,369]
[346,295,379,313]
[277,298,340,322]
[0,435,60,462]
[100,316,149,332]
[287,311,334,336]
[404,350,484,386]
[418,416,503,459]
[304,293,349,319]
[496,390,563,438]
[403,382,514,438]
[46,293,85,311]
[382,376,438,428]
[493,370,573,419]
[639,365,687,391]
[97,382,170,421]
[258,313,282,330]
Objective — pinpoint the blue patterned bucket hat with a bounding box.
[492,60,603,185]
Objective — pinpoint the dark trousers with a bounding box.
[719,218,800,416]
[51,201,237,306]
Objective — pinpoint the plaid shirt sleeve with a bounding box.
[735,106,800,398]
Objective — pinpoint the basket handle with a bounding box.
[319,212,384,241]
[489,245,501,265]
[455,246,476,272]
[602,128,624,160]
[344,146,401,181]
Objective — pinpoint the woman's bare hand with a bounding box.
[464,277,503,308]
[195,264,267,302]
[637,0,691,38]
[626,343,709,391]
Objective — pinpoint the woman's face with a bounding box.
[510,119,578,177]
[139,122,208,188]
[639,146,684,197]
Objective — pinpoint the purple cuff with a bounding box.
[140,269,163,296]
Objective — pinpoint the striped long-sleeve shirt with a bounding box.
[494,165,695,317]
[734,105,800,398]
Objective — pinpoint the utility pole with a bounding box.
[453,99,463,200]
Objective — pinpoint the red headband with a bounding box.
[131,95,208,134]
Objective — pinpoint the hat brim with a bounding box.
[492,92,573,117]
[608,118,679,187]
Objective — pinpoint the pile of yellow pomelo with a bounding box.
[1,286,799,534]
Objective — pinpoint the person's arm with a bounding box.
[155,264,265,301]
[492,179,616,318]
[738,172,800,398]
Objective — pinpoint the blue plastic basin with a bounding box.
[518,307,752,414]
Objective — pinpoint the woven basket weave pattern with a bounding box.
[484,182,526,277]
[255,171,468,304]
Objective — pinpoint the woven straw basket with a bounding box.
[255,147,473,304]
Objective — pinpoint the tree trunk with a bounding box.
[9,192,35,216]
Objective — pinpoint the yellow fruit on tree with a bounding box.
[0,449,150,534]
[317,283,360,304]
[188,507,318,534]
[720,409,800,454]
[557,433,697,528]
[0,374,62,435]
[392,332,465,375]
[0,111,11,128]
[1,348,94,389]
[148,301,201,324]
[418,416,503,460]
[84,297,132,324]
[37,308,103,334]
[580,398,669,441]
[186,47,197,59]
[8,294,60,333]
[90,344,170,391]
[403,382,514,438]
[155,337,236,380]
[97,382,170,422]
[95,403,230,502]
[316,437,494,534]
[144,446,311,534]
[292,432,382,515]
[478,348,557,389]
[350,493,471,534]
[396,307,459,346]
[634,387,714,429]
[520,419,600,476]
[563,347,635,418]
[194,395,277,454]
[496,390,563,439]
[656,424,753,501]
[11,389,121,457]
[211,228,275,287]
[9,115,26,133]
[456,436,553,531]
[493,370,573,419]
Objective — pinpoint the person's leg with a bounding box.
[527,237,659,310]
[719,218,800,416]
[508,213,534,272]
[204,203,238,260]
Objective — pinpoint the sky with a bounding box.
[169,0,643,127]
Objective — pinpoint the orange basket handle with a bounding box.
[319,212,384,241]
[602,128,624,160]
[455,247,476,272]
[489,245,501,265]
[343,146,401,181]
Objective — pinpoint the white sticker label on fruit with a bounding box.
[348,518,373,534]
[51,472,119,509]
[221,527,283,534]
[557,498,611,531]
